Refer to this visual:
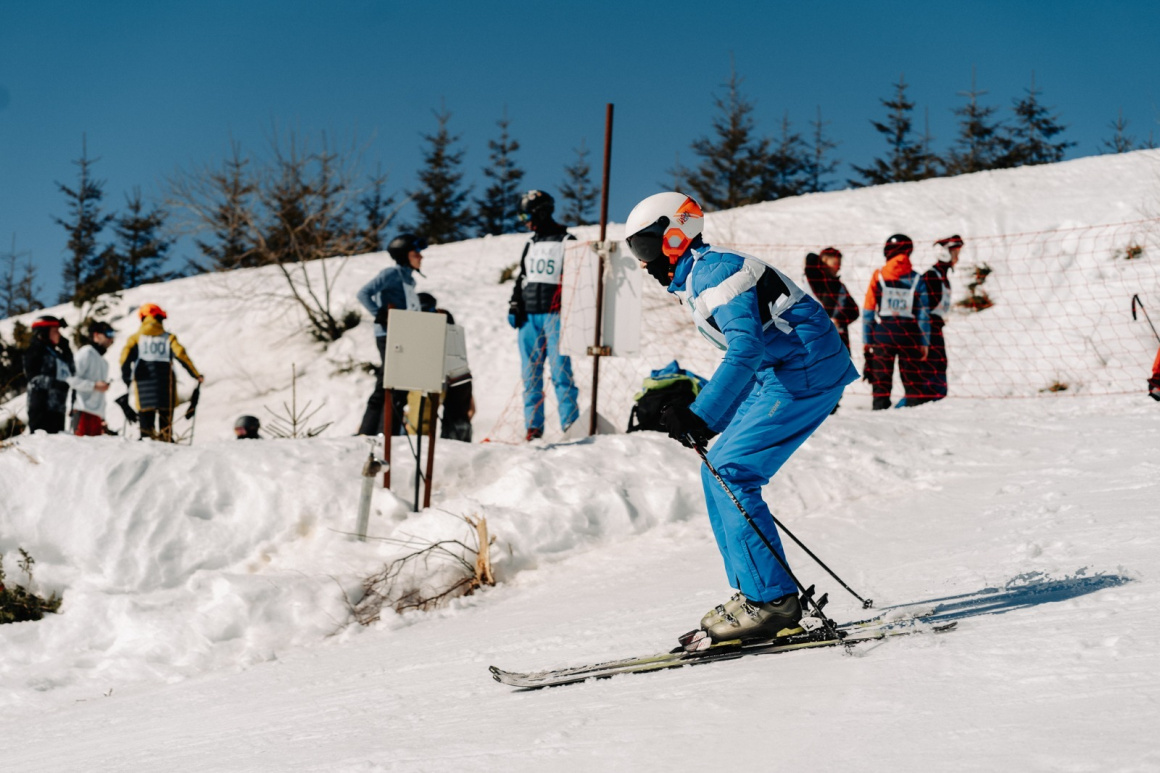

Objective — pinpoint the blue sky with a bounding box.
[2,0,1158,302]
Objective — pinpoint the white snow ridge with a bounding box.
[2,152,1159,771]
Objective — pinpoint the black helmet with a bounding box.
[883,234,914,259]
[89,320,115,338]
[386,233,428,265]
[517,190,555,225]
[234,415,261,439]
[31,315,67,330]
[418,292,438,313]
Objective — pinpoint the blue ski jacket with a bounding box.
[357,264,419,338]
[669,243,859,431]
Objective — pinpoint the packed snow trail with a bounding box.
[4,397,1158,771]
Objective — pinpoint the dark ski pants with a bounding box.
[358,336,407,436]
[140,407,174,441]
[866,325,930,409]
[27,406,66,434]
[923,319,948,401]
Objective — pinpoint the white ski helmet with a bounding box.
[624,192,704,264]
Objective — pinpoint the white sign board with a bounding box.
[384,310,449,393]
[560,241,643,358]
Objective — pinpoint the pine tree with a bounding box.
[191,142,258,272]
[683,62,768,210]
[559,139,598,226]
[1102,109,1135,153]
[802,106,840,193]
[1003,73,1073,166]
[261,139,313,263]
[112,189,171,289]
[945,69,1008,175]
[918,107,943,179]
[411,104,473,244]
[474,110,525,236]
[54,137,114,305]
[666,152,690,192]
[357,168,397,253]
[850,75,930,186]
[1,237,42,317]
[759,112,809,200]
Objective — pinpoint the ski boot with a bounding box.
[699,591,745,630]
[703,592,803,643]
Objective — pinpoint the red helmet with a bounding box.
[139,303,167,320]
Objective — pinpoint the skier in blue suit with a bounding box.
[507,190,580,440]
[624,192,859,643]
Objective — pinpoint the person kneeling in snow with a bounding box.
[625,192,858,643]
[68,320,116,436]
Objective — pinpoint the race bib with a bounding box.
[878,283,915,318]
[138,334,172,362]
[523,241,565,285]
[402,282,420,312]
[54,355,72,381]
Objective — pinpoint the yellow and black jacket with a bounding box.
[119,318,201,410]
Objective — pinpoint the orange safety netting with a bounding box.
[486,218,1160,443]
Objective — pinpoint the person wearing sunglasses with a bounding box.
[507,190,579,440]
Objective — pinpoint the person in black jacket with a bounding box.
[803,247,859,413]
[507,190,579,440]
[22,316,75,434]
[804,247,860,351]
[921,235,963,402]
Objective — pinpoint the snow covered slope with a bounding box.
[2,151,1160,771]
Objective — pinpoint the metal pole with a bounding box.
[589,103,614,436]
[1132,294,1160,343]
[382,391,392,488]
[356,448,383,542]
[414,395,423,512]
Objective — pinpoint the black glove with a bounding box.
[660,403,716,449]
[508,299,527,329]
[115,394,138,424]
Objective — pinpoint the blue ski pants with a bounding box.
[518,312,580,432]
[703,370,844,604]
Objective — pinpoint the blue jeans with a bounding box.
[518,312,579,432]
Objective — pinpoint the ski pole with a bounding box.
[690,440,841,639]
[693,441,874,609]
[1132,295,1160,344]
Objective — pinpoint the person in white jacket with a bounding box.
[67,321,115,436]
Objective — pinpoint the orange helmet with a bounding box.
[139,303,167,320]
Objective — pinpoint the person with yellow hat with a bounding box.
[119,303,203,441]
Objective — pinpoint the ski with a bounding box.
[490,617,957,689]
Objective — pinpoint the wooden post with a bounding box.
[423,393,440,509]
[589,103,614,437]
